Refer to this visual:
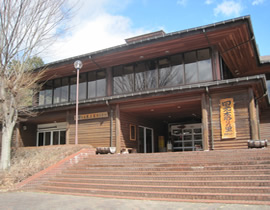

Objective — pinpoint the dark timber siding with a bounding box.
[260,108,270,140]
[211,89,251,150]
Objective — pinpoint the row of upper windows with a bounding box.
[38,48,213,106]
[113,48,212,95]
[38,70,106,106]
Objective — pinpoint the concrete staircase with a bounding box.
[36,148,270,204]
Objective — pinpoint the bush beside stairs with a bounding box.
[20,148,270,205]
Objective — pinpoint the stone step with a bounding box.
[42,181,270,194]
[55,173,270,181]
[90,150,270,160]
[68,164,270,171]
[75,160,270,168]
[38,185,270,202]
[48,177,270,187]
[61,169,270,176]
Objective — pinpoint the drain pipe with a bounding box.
[206,87,214,150]
[106,100,113,147]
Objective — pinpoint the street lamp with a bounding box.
[74,60,83,145]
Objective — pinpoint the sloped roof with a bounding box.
[38,16,270,81]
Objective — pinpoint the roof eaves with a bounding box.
[38,15,252,70]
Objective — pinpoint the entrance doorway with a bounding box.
[36,122,67,146]
[139,126,154,153]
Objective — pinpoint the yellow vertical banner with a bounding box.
[220,98,236,139]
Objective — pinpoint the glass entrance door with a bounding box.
[139,126,154,153]
[37,130,66,146]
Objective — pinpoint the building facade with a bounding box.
[11,16,270,153]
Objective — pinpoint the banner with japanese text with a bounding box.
[220,98,236,139]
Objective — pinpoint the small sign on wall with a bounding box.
[74,112,108,121]
[220,98,236,139]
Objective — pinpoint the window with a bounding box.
[39,81,53,105]
[96,70,106,97]
[135,63,146,91]
[88,70,106,98]
[197,49,212,82]
[38,69,107,106]
[88,71,96,98]
[185,51,198,84]
[145,60,157,89]
[70,76,77,101]
[53,79,61,104]
[159,54,184,87]
[37,130,66,146]
[61,78,69,102]
[113,65,134,94]
[79,73,87,100]
[111,48,212,96]
[69,74,87,101]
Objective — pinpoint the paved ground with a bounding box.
[0,192,269,210]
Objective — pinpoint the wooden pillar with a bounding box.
[201,93,209,150]
[66,111,70,144]
[115,104,121,153]
[248,88,259,140]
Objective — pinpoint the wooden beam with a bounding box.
[248,88,259,140]
[115,104,121,153]
[201,93,209,150]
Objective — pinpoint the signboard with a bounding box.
[75,112,108,121]
[220,98,236,139]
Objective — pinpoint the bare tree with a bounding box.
[0,0,72,170]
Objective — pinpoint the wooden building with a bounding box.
[14,16,270,153]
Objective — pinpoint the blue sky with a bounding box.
[43,0,270,63]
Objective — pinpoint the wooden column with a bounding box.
[66,111,70,144]
[248,88,259,140]
[115,104,121,153]
[201,93,209,150]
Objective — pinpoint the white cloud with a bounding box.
[205,0,214,5]
[177,0,188,6]
[41,0,149,63]
[214,1,243,17]
[252,0,265,5]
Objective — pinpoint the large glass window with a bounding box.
[70,76,77,101]
[185,51,198,84]
[88,70,106,98]
[111,48,212,96]
[39,81,53,105]
[159,55,184,87]
[113,65,134,94]
[61,78,69,102]
[145,60,157,89]
[96,70,106,97]
[38,69,107,106]
[88,71,96,98]
[79,73,87,100]
[197,49,212,82]
[69,73,86,101]
[135,63,146,91]
[53,79,61,104]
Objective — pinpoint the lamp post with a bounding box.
[74,60,83,145]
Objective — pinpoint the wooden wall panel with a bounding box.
[19,124,37,147]
[260,108,270,140]
[68,107,115,148]
[211,89,251,150]
[120,111,164,152]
